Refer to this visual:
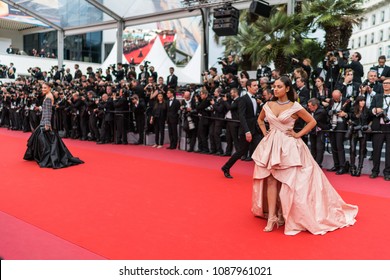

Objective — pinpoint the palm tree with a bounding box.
[302,0,364,51]
[217,8,310,74]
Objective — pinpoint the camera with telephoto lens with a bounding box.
[376,110,390,123]
[362,79,374,89]
[217,57,226,65]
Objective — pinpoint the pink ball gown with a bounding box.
[252,102,358,235]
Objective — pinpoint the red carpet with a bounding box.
[0,129,389,260]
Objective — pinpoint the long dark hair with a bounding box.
[353,95,367,116]
[274,76,295,102]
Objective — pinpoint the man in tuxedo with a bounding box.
[327,90,351,175]
[369,77,390,181]
[372,55,390,83]
[359,70,384,109]
[130,94,146,145]
[166,88,181,149]
[295,77,310,107]
[221,55,238,76]
[222,88,240,156]
[166,67,178,89]
[221,79,262,178]
[307,98,330,167]
[338,51,364,85]
[335,69,360,99]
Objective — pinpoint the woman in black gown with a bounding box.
[23,82,84,168]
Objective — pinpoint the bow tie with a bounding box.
[251,95,256,99]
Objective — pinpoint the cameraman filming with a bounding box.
[220,55,238,76]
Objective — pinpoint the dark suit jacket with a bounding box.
[167,98,181,123]
[296,86,310,106]
[327,98,352,125]
[312,107,330,131]
[372,65,390,80]
[222,97,240,121]
[167,74,178,89]
[370,94,390,130]
[338,58,364,84]
[238,94,259,135]
[335,82,360,99]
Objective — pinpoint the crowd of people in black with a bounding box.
[1,51,390,180]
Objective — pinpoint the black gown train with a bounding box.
[23,98,84,169]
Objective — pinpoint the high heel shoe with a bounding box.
[277,209,285,226]
[263,216,279,232]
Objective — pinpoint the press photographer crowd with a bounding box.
[1,50,389,180]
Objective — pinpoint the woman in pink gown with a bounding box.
[252,76,358,235]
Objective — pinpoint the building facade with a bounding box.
[349,0,390,75]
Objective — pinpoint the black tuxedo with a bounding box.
[222,93,261,171]
[131,100,146,144]
[338,58,364,84]
[166,74,178,89]
[167,98,181,148]
[180,98,197,151]
[113,96,129,144]
[335,81,360,99]
[327,98,351,171]
[296,86,310,106]
[196,98,211,152]
[372,65,390,81]
[309,107,329,166]
[74,69,82,80]
[223,97,240,155]
[222,62,238,75]
[369,93,390,176]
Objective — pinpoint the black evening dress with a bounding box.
[23,98,84,169]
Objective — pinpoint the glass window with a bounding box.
[364,34,367,46]
[351,39,354,49]
[379,47,382,56]
[381,10,385,22]
[358,37,361,47]
[372,14,376,25]
[387,45,390,59]
[380,30,384,41]
[371,32,375,44]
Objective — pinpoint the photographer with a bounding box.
[369,77,390,181]
[292,58,312,82]
[195,88,211,153]
[67,92,85,139]
[327,89,351,175]
[86,91,100,142]
[256,63,272,80]
[50,65,62,81]
[372,55,390,83]
[28,67,44,81]
[112,63,125,82]
[323,51,341,92]
[113,88,129,144]
[209,87,227,155]
[220,55,238,76]
[307,98,330,167]
[338,51,364,85]
[222,87,240,156]
[149,66,158,82]
[180,90,197,152]
[335,69,360,100]
[138,64,150,86]
[346,96,371,177]
[359,70,383,109]
[130,94,146,145]
[97,93,114,144]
